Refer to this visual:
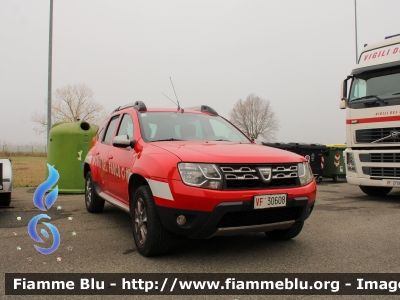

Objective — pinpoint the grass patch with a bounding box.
[0,155,47,187]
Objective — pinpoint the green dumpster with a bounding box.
[47,121,98,193]
[322,144,347,182]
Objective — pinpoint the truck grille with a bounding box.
[368,167,400,178]
[371,153,400,163]
[218,164,300,190]
[217,207,302,228]
[355,127,400,143]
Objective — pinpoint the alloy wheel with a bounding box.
[85,177,92,207]
[134,198,148,245]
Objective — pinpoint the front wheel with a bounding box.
[131,185,172,257]
[265,221,304,240]
[0,192,11,206]
[359,185,392,197]
[85,171,105,213]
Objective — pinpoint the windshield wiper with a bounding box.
[392,92,400,95]
[151,138,186,142]
[213,139,231,141]
[352,95,388,106]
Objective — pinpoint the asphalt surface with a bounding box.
[1,179,400,299]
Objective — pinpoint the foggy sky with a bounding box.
[1,0,399,146]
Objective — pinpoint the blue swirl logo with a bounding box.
[28,164,61,255]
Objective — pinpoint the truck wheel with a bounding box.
[265,221,304,240]
[359,186,392,196]
[131,185,171,257]
[85,172,105,213]
[0,192,11,206]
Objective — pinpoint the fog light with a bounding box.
[176,215,186,226]
[203,180,221,189]
[346,152,357,173]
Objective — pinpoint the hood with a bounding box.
[151,141,305,164]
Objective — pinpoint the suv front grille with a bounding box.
[217,207,302,228]
[356,127,400,143]
[218,164,300,190]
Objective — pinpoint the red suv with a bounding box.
[84,102,316,256]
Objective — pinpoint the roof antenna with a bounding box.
[162,93,178,107]
[169,77,183,112]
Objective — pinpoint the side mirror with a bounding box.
[113,135,135,148]
[340,76,352,109]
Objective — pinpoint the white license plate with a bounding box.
[254,194,287,209]
[382,179,400,186]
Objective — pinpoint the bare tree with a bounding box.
[229,93,279,141]
[31,83,107,134]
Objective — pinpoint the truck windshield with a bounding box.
[138,112,251,143]
[349,66,400,103]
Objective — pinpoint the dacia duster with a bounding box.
[84,101,316,256]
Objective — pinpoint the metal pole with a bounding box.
[47,0,53,143]
[354,0,358,63]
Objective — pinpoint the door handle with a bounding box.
[108,155,113,159]
[95,151,100,155]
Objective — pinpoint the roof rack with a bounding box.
[185,105,218,116]
[112,101,147,113]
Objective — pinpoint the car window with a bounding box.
[116,114,134,139]
[102,115,120,145]
[96,119,107,141]
[138,112,251,143]
[208,119,243,142]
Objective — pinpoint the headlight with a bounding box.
[178,163,222,189]
[346,152,357,172]
[297,162,313,186]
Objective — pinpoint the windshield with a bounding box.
[349,66,400,103]
[138,112,251,143]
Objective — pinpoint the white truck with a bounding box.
[340,34,400,196]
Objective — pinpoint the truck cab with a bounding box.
[340,34,400,196]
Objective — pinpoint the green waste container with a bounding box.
[47,121,98,193]
[322,144,347,182]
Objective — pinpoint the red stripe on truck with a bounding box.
[346,115,400,124]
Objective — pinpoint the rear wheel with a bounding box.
[265,221,304,240]
[359,185,392,197]
[0,192,11,206]
[85,172,105,213]
[131,185,172,257]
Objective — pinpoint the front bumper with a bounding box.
[345,148,400,188]
[156,196,314,239]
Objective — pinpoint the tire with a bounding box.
[85,171,105,213]
[316,176,323,184]
[0,192,11,206]
[131,185,171,257]
[265,221,304,240]
[332,175,339,183]
[359,185,392,197]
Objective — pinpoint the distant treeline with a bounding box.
[1,143,47,156]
